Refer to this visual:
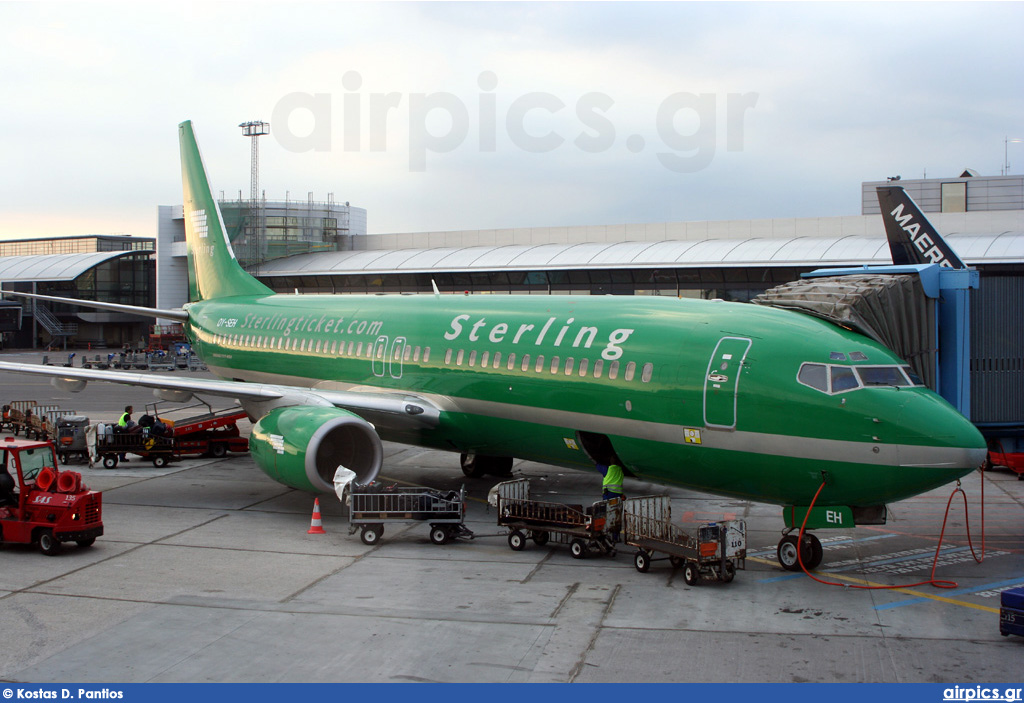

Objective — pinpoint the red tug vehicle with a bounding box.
[0,437,103,555]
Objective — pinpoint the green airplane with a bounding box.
[0,121,987,570]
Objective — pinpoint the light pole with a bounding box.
[1003,136,1022,175]
[240,120,270,271]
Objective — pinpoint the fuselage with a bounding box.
[185,292,987,510]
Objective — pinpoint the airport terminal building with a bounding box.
[2,172,1021,431]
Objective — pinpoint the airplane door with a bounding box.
[372,336,388,377]
[703,336,752,429]
[390,337,406,379]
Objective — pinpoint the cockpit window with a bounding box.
[849,352,868,361]
[856,366,910,387]
[902,366,925,386]
[829,352,847,361]
[797,363,828,392]
[830,366,859,393]
[799,362,918,395]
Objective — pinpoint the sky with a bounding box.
[1,1,1022,239]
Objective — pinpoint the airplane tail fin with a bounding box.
[178,120,273,302]
[876,185,967,269]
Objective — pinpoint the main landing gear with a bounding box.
[460,453,514,479]
[776,531,824,571]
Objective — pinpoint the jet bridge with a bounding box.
[755,183,1024,472]
[753,263,978,419]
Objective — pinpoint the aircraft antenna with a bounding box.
[239,120,270,274]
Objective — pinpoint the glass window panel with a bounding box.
[798,363,828,392]
[830,366,859,393]
[856,366,909,387]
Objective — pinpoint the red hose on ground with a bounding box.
[796,464,986,590]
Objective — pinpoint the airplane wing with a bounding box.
[1,289,189,322]
[0,360,441,431]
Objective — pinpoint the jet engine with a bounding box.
[249,406,383,493]
[51,377,87,393]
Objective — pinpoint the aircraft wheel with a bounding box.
[102,455,118,469]
[360,525,383,545]
[570,538,588,559]
[460,453,487,478]
[531,531,549,546]
[38,529,61,556]
[777,534,816,571]
[804,533,824,569]
[429,526,450,545]
[683,561,700,586]
[634,549,651,573]
[508,529,526,551]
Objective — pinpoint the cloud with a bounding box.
[0,2,1021,239]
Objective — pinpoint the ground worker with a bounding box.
[596,460,624,544]
[116,405,137,461]
[598,461,624,501]
[118,405,134,430]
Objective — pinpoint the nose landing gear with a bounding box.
[777,531,824,571]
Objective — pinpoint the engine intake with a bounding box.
[249,406,383,493]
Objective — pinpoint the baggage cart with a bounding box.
[96,428,175,468]
[489,478,621,558]
[346,483,472,546]
[26,405,60,440]
[623,494,746,585]
[148,352,175,372]
[35,407,75,442]
[56,415,91,464]
[1001,587,1024,638]
[6,400,38,436]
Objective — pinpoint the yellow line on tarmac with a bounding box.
[747,555,1000,613]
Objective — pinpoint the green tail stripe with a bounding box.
[178,120,273,302]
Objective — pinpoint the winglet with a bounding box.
[179,121,274,301]
[876,186,967,269]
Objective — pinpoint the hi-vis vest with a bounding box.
[118,412,130,428]
[602,464,624,494]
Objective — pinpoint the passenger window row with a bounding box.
[208,333,432,364]
[443,348,655,383]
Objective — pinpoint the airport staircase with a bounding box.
[30,300,78,349]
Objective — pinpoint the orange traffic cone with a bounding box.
[307,497,327,534]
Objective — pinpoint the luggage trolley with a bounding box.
[7,400,38,436]
[56,415,91,464]
[490,478,621,558]
[624,495,746,585]
[346,484,473,546]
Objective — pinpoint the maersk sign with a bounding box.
[0,121,987,572]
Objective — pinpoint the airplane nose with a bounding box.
[895,391,987,478]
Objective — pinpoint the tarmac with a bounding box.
[0,351,1022,683]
